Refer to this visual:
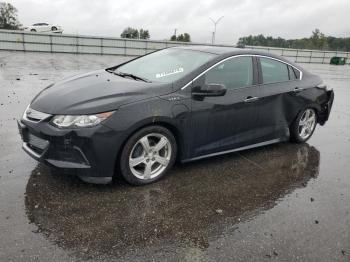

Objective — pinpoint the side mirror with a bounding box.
[192,83,227,97]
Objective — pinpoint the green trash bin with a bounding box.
[330,56,346,65]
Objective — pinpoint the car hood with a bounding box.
[30,70,173,115]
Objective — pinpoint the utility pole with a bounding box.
[174,28,177,38]
[209,16,224,44]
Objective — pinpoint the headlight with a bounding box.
[51,111,114,128]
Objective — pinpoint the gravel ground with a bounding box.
[0,51,349,262]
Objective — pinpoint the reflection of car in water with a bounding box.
[23,23,63,33]
[25,143,320,258]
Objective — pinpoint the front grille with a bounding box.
[23,106,51,122]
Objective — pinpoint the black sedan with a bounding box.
[18,46,334,185]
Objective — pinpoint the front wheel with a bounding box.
[290,108,317,143]
[119,126,177,185]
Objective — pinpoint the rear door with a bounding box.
[256,56,301,141]
[190,56,261,157]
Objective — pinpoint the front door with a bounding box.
[190,56,261,158]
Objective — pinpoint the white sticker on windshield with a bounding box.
[156,67,184,78]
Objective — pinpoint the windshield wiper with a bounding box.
[113,71,151,83]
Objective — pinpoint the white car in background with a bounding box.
[23,23,63,33]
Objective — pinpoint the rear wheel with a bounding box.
[290,108,317,143]
[51,26,57,31]
[120,126,177,185]
[30,29,36,32]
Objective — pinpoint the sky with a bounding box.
[7,0,350,44]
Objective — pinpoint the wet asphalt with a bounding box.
[0,51,349,262]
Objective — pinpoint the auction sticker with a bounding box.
[156,67,184,78]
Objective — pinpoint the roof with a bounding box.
[174,45,242,55]
[174,44,282,57]
[174,45,302,69]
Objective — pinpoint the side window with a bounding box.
[292,67,300,79]
[260,57,289,84]
[205,56,253,89]
[288,65,297,80]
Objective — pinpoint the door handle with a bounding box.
[244,96,259,103]
[293,87,304,93]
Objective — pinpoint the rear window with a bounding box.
[292,67,301,79]
[260,57,289,84]
[288,65,298,80]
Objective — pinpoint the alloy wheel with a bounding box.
[129,133,172,180]
[298,109,316,140]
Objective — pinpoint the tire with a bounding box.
[290,108,317,143]
[51,26,57,31]
[119,125,177,185]
[30,29,36,32]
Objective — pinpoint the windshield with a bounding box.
[115,48,216,83]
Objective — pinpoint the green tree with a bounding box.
[120,27,139,39]
[237,29,347,51]
[310,28,328,50]
[121,27,151,39]
[177,34,184,41]
[170,32,191,42]
[139,28,150,39]
[183,33,191,42]
[0,2,21,30]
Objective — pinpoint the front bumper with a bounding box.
[18,118,123,178]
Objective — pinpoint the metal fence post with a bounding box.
[22,32,25,52]
[124,39,127,56]
[309,51,312,63]
[76,36,79,54]
[312,51,314,63]
[322,51,325,64]
[50,34,53,53]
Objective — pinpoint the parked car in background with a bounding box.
[18,46,334,185]
[23,23,63,33]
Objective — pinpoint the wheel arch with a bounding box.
[290,103,322,128]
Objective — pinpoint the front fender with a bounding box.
[102,97,191,158]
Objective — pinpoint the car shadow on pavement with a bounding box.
[24,142,320,260]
